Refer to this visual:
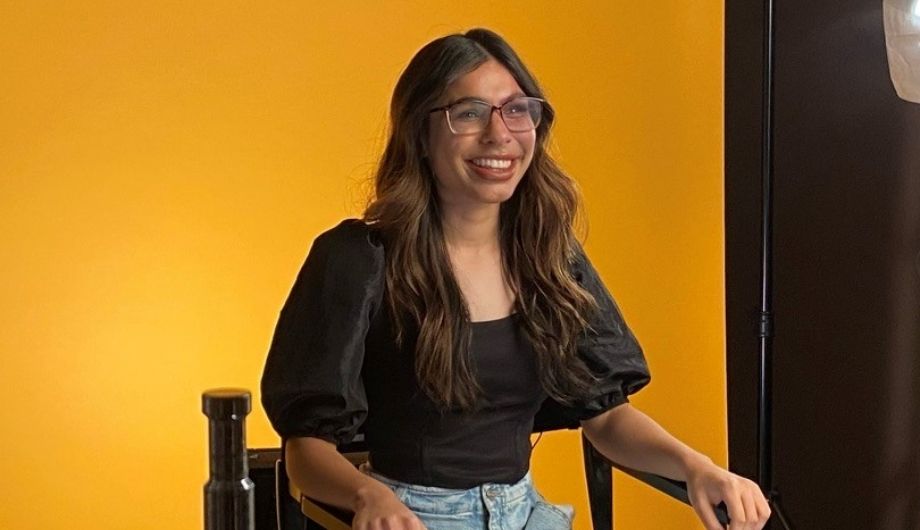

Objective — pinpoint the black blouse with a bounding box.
[260,219,650,488]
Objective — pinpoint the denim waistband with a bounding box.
[361,464,534,512]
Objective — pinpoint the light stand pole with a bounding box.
[758,1,793,528]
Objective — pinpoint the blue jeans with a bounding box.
[362,466,574,530]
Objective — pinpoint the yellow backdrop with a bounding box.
[0,2,724,529]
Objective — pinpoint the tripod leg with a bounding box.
[768,491,794,530]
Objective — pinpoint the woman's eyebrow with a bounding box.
[445,96,485,106]
[445,92,527,106]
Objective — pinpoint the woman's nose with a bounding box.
[480,108,512,144]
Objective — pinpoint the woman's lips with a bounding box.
[466,157,518,180]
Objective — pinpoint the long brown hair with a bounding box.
[364,28,598,410]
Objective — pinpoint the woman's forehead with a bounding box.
[442,59,524,105]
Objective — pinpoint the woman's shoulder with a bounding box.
[314,218,381,248]
[310,218,384,268]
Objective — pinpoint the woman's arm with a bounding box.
[285,437,425,530]
[581,404,770,530]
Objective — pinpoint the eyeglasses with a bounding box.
[428,96,544,135]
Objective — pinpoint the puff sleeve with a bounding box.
[260,219,385,445]
[564,244,651,421]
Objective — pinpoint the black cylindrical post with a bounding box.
[758,0,776,494]
[203,388,255,530]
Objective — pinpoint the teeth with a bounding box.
[471,158,512,169]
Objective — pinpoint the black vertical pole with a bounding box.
[759,2,794,528]
[758,0,776,494]
[203,388,255,530]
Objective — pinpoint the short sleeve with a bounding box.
[563,244,651,421]
[260,219,385,445]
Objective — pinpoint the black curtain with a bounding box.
[726,1,920,528]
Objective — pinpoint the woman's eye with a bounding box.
[452,108,482,121]
[505,102,528,116]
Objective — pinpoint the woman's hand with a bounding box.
[352,484,427,530]
[685,459,770,530]
[581,405,770,529]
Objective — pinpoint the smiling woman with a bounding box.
[259,28,767,530]
[0,2,732,529]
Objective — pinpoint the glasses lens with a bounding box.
[444,98,543,134]
[447,101,490,134]
[501,98,542,132]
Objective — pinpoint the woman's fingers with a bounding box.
[725,479,770,530]
[737,488,758,530]
[686,460,772,530]
[690,489,726,530]
[741,479,770,529]
[723,485,748,529]
[756,490,772,526]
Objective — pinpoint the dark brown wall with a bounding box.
[726,1,920,529]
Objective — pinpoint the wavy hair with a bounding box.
[363,28,599,410]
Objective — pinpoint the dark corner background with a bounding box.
[726,0,920,528]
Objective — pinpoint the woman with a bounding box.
[261,28,770,530]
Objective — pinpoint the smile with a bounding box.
[470,158,513,169]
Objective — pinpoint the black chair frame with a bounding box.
[248,428,729,530]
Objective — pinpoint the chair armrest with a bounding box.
[288,452,729,530]
[283,454,367,530]
[297,494,352,530]
[268,436,729,530]
[613,462,729,524]
[581,435,729,527]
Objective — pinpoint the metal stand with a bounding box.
[759,2,794,528]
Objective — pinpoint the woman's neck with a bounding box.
[439,203,501,254]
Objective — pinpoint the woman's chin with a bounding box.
[477,187,519,205]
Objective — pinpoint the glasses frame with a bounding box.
[428,96,545,135]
